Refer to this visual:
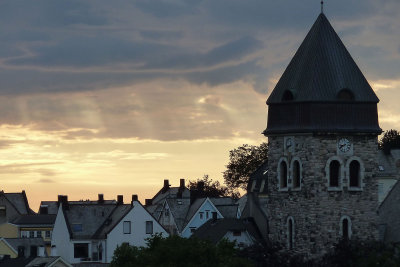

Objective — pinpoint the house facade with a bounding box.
[51,195,168,264]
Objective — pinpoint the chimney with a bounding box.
[162,179,170,193]
[98,194,104,204]
[51,245,57,256]
[39,205,48,214]
[145,199,153,206]
[117,195,123,205]
[38,246,45,257]
[180,178,185,189]
[177,178,185,199]
[132,194,138,202]
[57,195,68,210]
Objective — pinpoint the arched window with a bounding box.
[292,160,301,189]
[287,217,295,249]
[345,157,365,190]
[342,219,349,239]
[349,160,360,187]
[282,90,294,101]
[329,160,340,187]
[340,216,352,240]
[337,89,355,101]
[280,161,288,189]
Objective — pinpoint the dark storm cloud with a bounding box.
[135,0,201,18]
[0,0,106,28]
[0,0,398,97]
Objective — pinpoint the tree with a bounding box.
[223,143,268,191]
[379,129,400,154]
[188,174,240,199]
[110,234,252,267]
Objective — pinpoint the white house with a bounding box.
[180,197,240,238]
[51,195,168,264]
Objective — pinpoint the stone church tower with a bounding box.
[263,12,381,255]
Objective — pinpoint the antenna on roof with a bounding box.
[321,0,324,14]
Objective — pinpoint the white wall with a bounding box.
[222,230,254,247]
[181,199,222,238]
[106,201,168,262]
[51,205,73,262]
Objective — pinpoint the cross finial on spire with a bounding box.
[321,0,324,14]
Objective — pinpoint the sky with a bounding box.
[1,0,400,210]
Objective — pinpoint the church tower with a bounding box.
[264,11,381,255]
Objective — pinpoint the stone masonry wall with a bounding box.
[265,134,380,256]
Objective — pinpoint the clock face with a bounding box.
[338,138,351,152]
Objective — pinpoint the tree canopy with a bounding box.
[379,129,400,154]
[223,143,268,191]
[188,174,240,199]
[110,234,252,267]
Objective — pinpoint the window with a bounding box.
[72,224,83,232]
[199,212,204,220]
[349,160,360,187]
[292,160,301,189]
[279,160,288,189]
[190,227,196,233]
[146,221,153,234]
[0,206,6,217]
[45,231,51,238]
[287,217,295,249]
[29,231,35,238]
[206,210,209,219]
[74,243,89,258]
[282,90,294,101]
[21,231,28,238]
[329,160,340,187]
[233,230,241,236]
[340,216,352,240]
[37,231,42,238]
[123,221,131,234]
[337,89,354,101]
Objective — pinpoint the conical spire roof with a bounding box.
[267,13,379,104]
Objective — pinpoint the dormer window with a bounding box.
[337,88,354,101]
[282,90,294,101]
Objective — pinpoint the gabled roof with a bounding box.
[11,214,56,226]
[0,190,33,215]
[0,257,35,267]
[151,186,190,205]
[4,237,45,252]
[267,13,379,104]
[61,203,118,239]
[165,198,191,231]
[183,197,238,230]
[193,218,264,245]
[93,204,132,239]
[26,256,73,267]
[247,161,268,194]
[209,198,239,218]
[40,199,117,215]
